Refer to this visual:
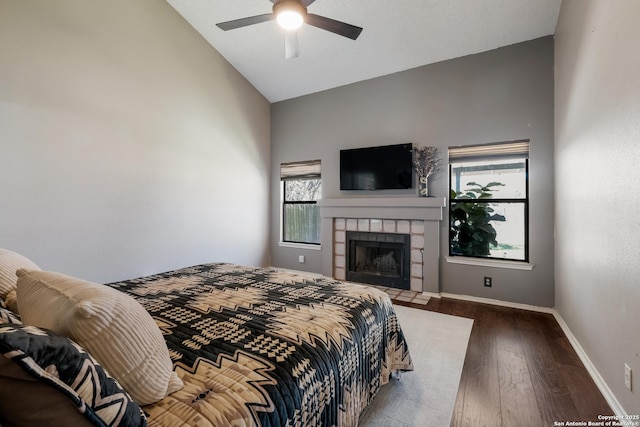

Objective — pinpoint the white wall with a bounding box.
[555,0,640,414]
[0,0,271,283]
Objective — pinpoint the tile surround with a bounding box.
[378,287,430,306]
[334,218,425,291]
[373,286,430,306]
[317,197,446,294]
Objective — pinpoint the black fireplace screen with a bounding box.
[345,231,411,290]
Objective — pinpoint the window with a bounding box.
[449,140,529,261]
[281,160,321,245]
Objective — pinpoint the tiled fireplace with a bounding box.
[317,197,446,293]
[335,219,423,290]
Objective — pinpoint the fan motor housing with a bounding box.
[273,0,308,21]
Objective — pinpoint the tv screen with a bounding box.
[340,143,413,190]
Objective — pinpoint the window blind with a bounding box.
[280,160,321,180]
[448,140,529,162]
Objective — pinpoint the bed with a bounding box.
[0,254,413,427]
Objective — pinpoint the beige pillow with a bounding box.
[4,289,18,314]
[16,269,183,405]
[0,248,40,300]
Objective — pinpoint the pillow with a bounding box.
[0,355,95,427]
[0,299,21,325]
[0,248,40,300]
[4,289,19,314]
[0,323,146,427]
[16,269,183,406]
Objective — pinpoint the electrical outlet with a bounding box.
[298,255,305,264]
[484,277,492,287]
[625,364,632,391]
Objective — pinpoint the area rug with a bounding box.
[359,304,474,427]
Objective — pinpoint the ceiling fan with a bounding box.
[216,0,363,59]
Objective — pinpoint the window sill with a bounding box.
[445,256,534,271]
[278,242,322,251]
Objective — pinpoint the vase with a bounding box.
[418,176,429,197]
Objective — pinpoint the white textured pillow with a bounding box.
[0,248,40,300]
[16,269,183,405]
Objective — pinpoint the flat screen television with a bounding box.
[340,143,413,190]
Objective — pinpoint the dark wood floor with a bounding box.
[397,297,613,427]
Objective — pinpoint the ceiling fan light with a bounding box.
[273,0,306,30]
[277,10,304,30]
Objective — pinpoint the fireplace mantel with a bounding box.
[317,197,446,221]
[318,197,446,294]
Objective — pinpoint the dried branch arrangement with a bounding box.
[413,146,441,178]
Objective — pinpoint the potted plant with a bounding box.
[450,181,506,256]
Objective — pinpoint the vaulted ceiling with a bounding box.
[168,0,562,102]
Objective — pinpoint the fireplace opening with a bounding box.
[345,231,410,290]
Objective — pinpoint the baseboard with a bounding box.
[439,292,555,314]
[439,292,627,417]
[269,266,325,278]
[551,312,627,417]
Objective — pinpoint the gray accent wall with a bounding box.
[555,0,640,414]
[271,36,555,307]
[0,0,271,283]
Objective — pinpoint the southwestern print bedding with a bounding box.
[107,263,413,427]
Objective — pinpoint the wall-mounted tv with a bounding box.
[340,143,413,190]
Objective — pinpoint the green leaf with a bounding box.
[449,179,507,257]
[485,182,506,188]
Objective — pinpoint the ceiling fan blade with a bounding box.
[284,30,299,59]
[216,13,274,31]
[306,13,362,40]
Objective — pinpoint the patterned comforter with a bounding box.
[107,263,413,427]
